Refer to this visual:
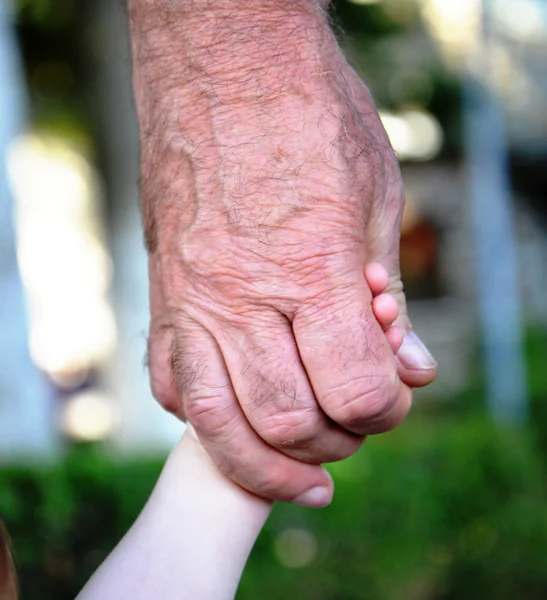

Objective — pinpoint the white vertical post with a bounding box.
[464,0,528,422]
[0,0,57,458]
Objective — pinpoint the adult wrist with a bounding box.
[127,0,334,107]
[127,0,342,253]
[127,0,330,19]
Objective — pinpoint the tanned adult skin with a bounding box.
[126,0,437,507]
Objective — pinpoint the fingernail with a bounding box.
[398,331,437,370]
[293,486,332,508]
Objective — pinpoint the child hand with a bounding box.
[364,262,434,388]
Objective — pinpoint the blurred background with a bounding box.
[0,0,546,598]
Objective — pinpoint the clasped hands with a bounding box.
[129,0,437,508]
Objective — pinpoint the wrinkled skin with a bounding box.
[128,0,437,506]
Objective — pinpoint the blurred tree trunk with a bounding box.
[0,1,56,458]
[82,0,182,450]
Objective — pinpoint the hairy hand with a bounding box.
[128,0,437,506]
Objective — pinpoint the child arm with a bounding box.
[76,428,272,600]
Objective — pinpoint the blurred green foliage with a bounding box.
[14,0,91,141]
[1,331,546,600]
[15,0,75,29]
[4,0,547,596]
[242,416,547,600]
[2,414,547,599]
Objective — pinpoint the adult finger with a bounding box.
[294,276,413,436]
[214,309,365,464]
[170,317,335,507]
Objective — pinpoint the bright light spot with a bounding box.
[380,112,411,155]
[492,0,546,42]
[49,369,90,391]
[7,134,116,374]
[422,0,480,58]
[274,528,318,569]
[60,390,118,442]
[380,109,443,161]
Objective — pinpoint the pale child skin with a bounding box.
[76,263,411,600]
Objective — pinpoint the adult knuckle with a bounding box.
[326,372,397,427]
[250,464,291,500]
[214,454,286,500]
[149,369,179,414]
[185,390,236,438]
[167,342,226,426]
[170,345,200,395]
[257,410,318,449]
[147,330,181,414]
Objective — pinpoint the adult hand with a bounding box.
[127,0,437,506]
